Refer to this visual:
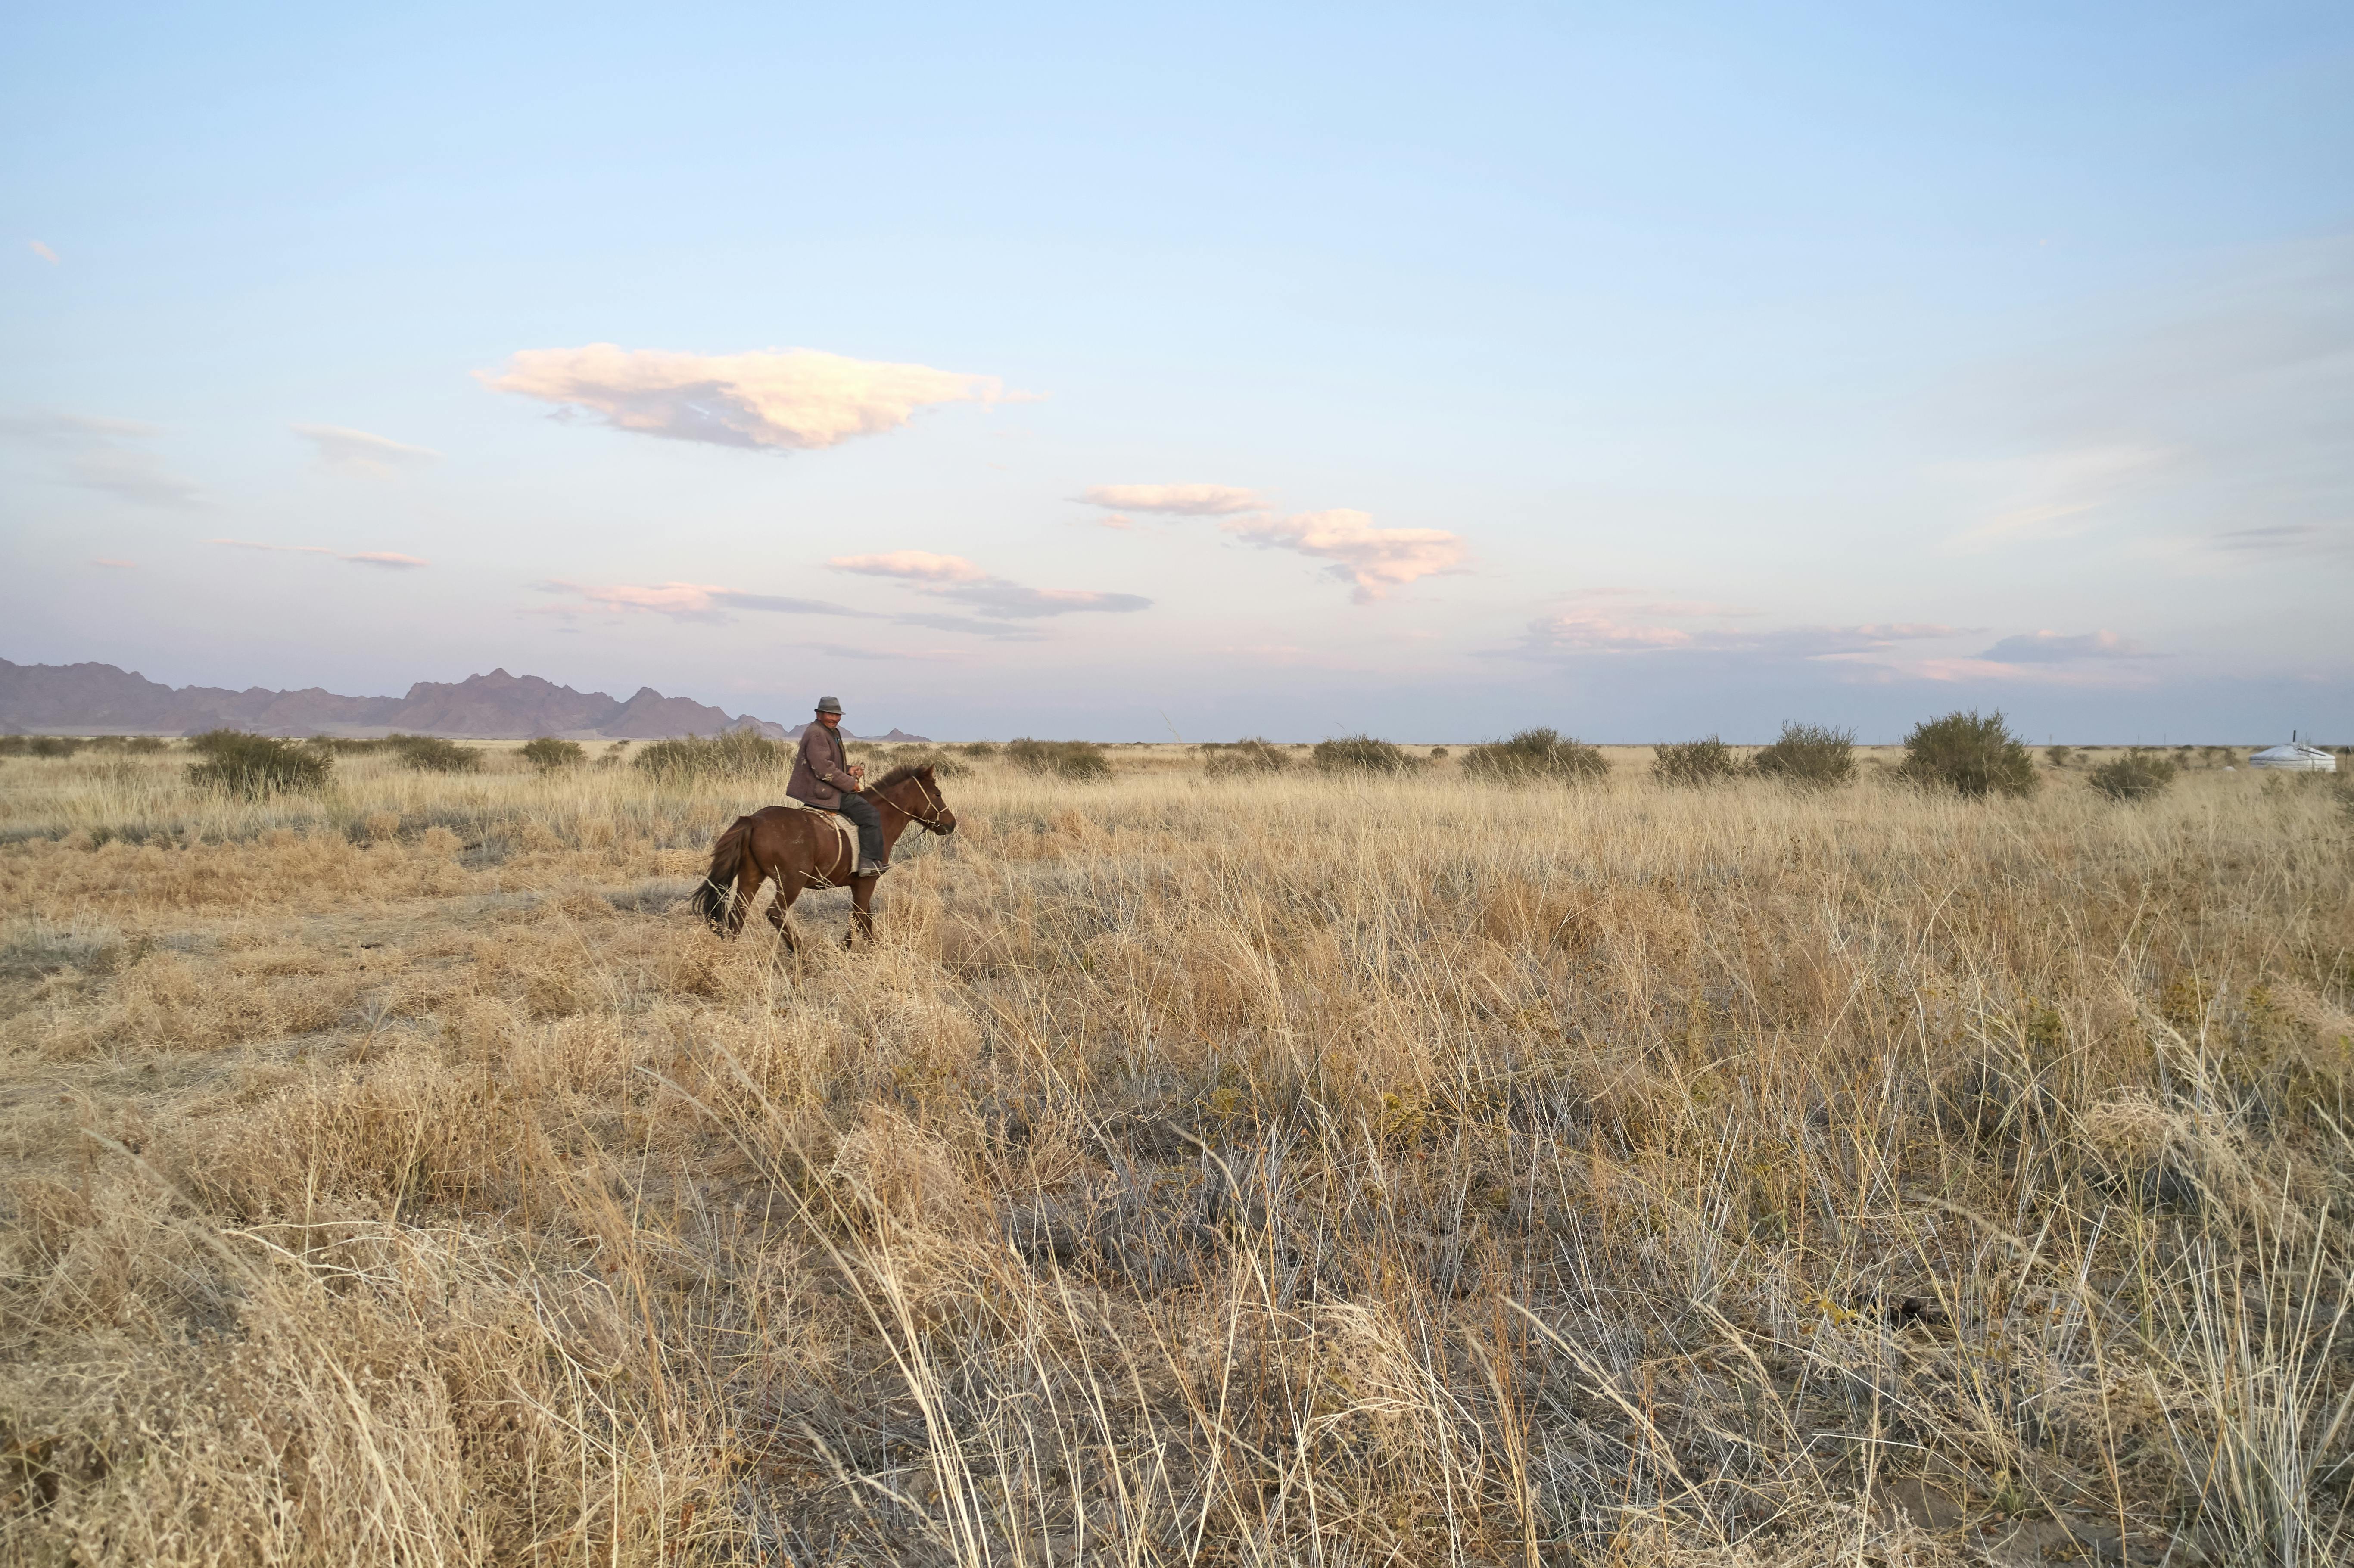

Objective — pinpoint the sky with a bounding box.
[3,3,2349,743]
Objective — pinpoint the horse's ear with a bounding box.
[918,763,934,777]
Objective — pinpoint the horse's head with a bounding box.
[869,762,957,836]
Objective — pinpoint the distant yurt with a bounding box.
[2248,743,2337,772]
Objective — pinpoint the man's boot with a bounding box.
[857,859,889,878]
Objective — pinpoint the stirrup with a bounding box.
[857,859,890,878]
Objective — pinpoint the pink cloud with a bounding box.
[208,539,428,568]
[1077,483,1267,516]
[481,344,1007,451]
[827,551,987,582]
[1223,509,1468,602]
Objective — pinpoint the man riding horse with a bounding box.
[788,696,889,878]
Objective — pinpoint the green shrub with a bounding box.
[308,735,388,755]
[186,732,331,797]
[886,747,972,779]
[1429,747,1448,759]
[1463,728,1607,784]
[634,731,790,781]
[1652,736,1738,788]
[520,737,586,772]
[1006,738,1112,781]
[1897,709,2039,798]
[2089,750,2177,803]
[1752,722,1857,790]
[2046,745,2075,769]
[83,735,167,755]
[0,736,84,758]
[1312,735,1420,775]
[1202,738,1292,778]
[386,734,483,773]
[958,741,1000,759]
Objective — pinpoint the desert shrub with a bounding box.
[1751,722,1856,790]
[520,737,585,772]
[1463,728,1607,784]
[1898,709,2039,798]
[81,734,167,754]
[2090,750,2178,803]
[887,748,971,779]
[1429,747,1448,759]
[1202,738,1292,778]
[1652,736,1738,787]
[1312,735,1420,775]
[305,735,387,755]
[0,735,85,757]
[959,741,999,759]
[2046,744,2075,768]
[1005,738,1112,782]
[386,734,483,773]
[185,732,330,797]
[634,731,788,781]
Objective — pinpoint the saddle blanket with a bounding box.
[777,798,858,866]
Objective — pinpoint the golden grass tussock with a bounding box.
[1,741,2350,1564]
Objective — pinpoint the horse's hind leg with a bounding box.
[766,881,802,954]
[847,877,876,948]
[728,862,766,939]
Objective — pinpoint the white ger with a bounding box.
[2248,743,2337,772]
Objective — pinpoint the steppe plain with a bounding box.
[1,740,2349,1566]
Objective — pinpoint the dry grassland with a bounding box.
[2,744,2349,1566]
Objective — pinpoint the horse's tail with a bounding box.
[695,815,756,932]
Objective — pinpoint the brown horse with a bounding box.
[692,764,957,949]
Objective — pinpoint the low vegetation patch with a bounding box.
[1651,735,1738,787]
[1005,737,1112,781]
[1462,727,1608,784]
[2090,749,2178,802]
[1311,734,1420,775]
[1750,721,1856,789]
[184,731,331,796]
[0,736,87,757]
[881,747,971,779]
[387,734,484,773]
[1898,708,2040,798]
[520,737,586,772]
[633,731,789,780]
[1201,738,1292,778]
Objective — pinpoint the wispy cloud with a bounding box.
[27,241,58,265]
[1976,629,2151,663]
[829,551,988,583]
[0,411,203,508]
[1077,483,1267,516]
[1223,509,1467,603]
[480,344,1009,451]
[209,539,429,569]
[1938,444,2171,552]
[1510,613,1958,661]
[533,581,870,623]
[828,551,1151,619]
[91,558,135,569]
[293,423,440,478]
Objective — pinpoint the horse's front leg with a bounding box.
[847,876,877,947]
[767,881,801,954]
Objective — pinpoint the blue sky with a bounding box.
[4,3,2348,741]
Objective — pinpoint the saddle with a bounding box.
[778,798,858,871]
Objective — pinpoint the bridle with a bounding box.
[881,772,955,834]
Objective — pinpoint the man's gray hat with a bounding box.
[815,696,843,714]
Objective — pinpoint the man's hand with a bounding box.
[848,764,865,781]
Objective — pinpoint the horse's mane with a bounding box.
[868,762,934,791]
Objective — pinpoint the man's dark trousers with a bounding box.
[831,793,884,866]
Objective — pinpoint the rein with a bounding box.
[875,774,954,833]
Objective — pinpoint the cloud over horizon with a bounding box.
[294,423,441,478]
[828,551,1150,619]
[1977,629,2151,663]
[481,344,1007,451]
[1223,510,1467,602]
[1077,483,1267,516]
[210,539,428,568]
[1,411,203,508]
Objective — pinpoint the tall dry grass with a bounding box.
[2,745,2349,1565]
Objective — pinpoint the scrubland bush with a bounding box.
[0,735,85,757]
[2047,744,2076,768]
[958,740,1000,759]
[1651,735,1737,787]
[1201,738,1292,778]
[1429,746,1448,759]
[1750,721,1856,789]
[2090,749,2178,802]
[633,730,788,780]
[1899,709,2040,798]
[381,734,482,773]
[1311,734,1419,774]
[520,737,585,772]
[1462,727,1607,784]
[883,747,971,779]
[83,734,168,754]
[307,735,387,755]
[1005,737,1112,781]
[184,731,331,796]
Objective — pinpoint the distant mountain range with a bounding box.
[0,660,929,742]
